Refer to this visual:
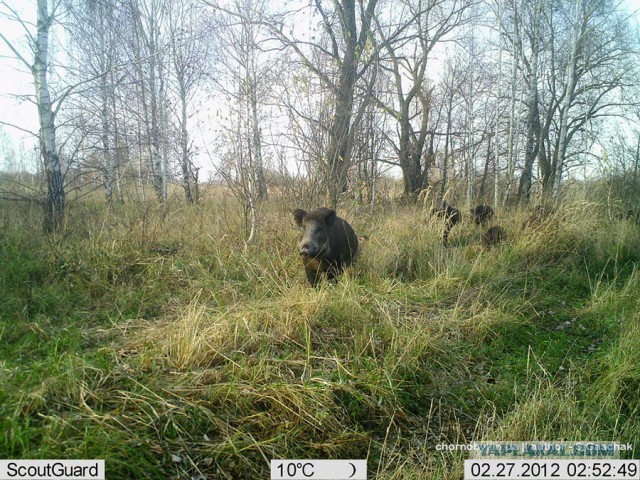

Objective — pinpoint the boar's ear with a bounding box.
[293,209,307,227]
[321,208,337,226]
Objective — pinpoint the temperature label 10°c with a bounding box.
[270,459,367,480]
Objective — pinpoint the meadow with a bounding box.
[1,189,639,479]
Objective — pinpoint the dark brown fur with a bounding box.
[432,201,462,246]
[471,204,494,226]
[293,208,359,286]
[482,225,506,247]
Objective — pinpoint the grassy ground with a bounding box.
[1,194,639,479]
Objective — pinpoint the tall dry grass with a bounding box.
[1,191,639,479]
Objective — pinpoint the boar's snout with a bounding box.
[298,228,328,258]
[299,240,322,258]
[299,243,315,257]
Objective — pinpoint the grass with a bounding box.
[1,193,639,479]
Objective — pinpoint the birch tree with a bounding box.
[439,54,464,197]
[512,0,543,203]
[213,0,272,203]
[549,0,632,201]
[128,0,168,202]
[169,0,210,204]
[0,0,65,231]
[66,0,124,207]
[493,0,505,207]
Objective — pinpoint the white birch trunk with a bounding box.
[178,76,193,203]
[98,3,113,207]
[503,55,517,206]
[159,57,168,205]
[552,0,582,202]
[466,61,475,206]
[34,0,65,232]
[250,87,267,200]
[494,0,504,207]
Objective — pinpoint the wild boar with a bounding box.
[482,225,506,247]
[293,208,359,286]
[471,204,494,226]
[432,200,462,247]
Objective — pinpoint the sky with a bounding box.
[0,0,307,177]
[1,0,639,178]
[0,0,344,179]
[0,1,40,168]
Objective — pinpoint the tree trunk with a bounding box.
[480,133,492,199]
[325,0,359,207]
[634,136,640,193]
[178,78,193,203]
[517,0,542,204]
[398,87,431,201]
[94,0,114,207]
[111,75,124,204]
[538,105,555,195]
[101,75,113,207]
[159,57,168,205]
[441,92,453,197]
[517,85,540,203]
[465,79,474,205]
[34,0,65,232]
[249,76,267,200]
[494,0,504,207]
[326,78,356,206]
[552,0,581,202]
[503,51,519,207]
[145,6,163,201]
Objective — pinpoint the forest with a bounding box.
[0,0,639,479]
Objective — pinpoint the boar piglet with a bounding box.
[482,225,506,247]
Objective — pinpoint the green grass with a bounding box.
[1,196,639,479]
